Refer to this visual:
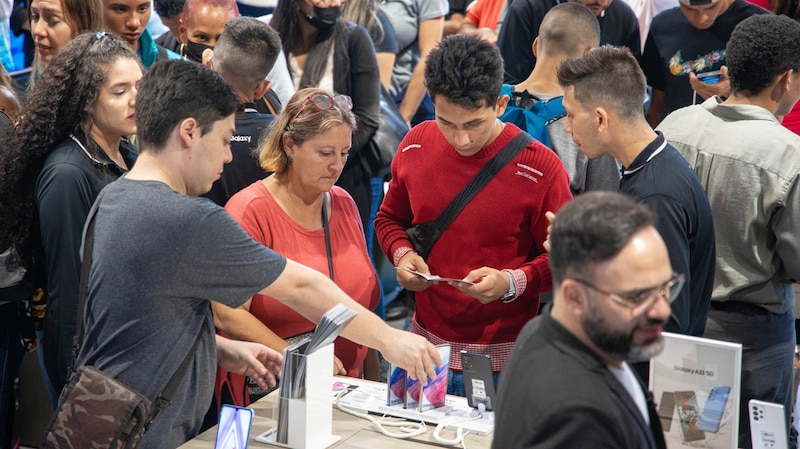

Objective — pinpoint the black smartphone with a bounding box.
[460,351,497,411]
[658,391,675,432]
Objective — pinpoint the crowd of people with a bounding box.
[0,0,800,448]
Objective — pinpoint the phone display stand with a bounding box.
[256,344,341,449]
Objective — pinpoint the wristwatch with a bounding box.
[501,270,516,303]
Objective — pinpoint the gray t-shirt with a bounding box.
[382,0,448,96]
[77,177,286,449]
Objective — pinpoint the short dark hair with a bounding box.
[136,60,242,152]
[539,3,600,58]
[557,45,646,120]
[213,18,282,93]
[726,14,800,95]
[154,0,185,19]
[424,34,503,109]
[550,191,655,285]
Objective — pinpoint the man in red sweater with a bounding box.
[375,34,573,396]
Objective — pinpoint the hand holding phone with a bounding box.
[696,70,723,84]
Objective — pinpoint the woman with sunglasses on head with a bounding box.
[1,32,142,402]
[213,87,380,408]
[271,0,380,233]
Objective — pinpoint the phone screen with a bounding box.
[697,70,722,84]
[675,391,706,442]
[214,405,254,449]
[698,386,730,433]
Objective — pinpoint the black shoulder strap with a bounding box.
[432,131,534,233]
[72,190,203,427]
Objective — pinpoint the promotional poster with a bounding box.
[650,333,743,449]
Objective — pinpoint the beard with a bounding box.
[582,296,666,363]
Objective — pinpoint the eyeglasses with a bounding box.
[571,272,685,314]
[288,93,353,127]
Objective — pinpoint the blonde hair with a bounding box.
[259,87,357,174]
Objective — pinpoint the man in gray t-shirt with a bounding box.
[75,60,440,449]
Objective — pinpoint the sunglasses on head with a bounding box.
[288,93,353,126]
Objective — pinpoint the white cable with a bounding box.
[335,390,428,439]
[433,415,482,447]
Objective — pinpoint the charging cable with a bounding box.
[335,390,428,439]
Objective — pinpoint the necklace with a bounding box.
[70,134,126,169]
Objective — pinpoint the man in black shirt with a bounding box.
[558,45,716,344]
[641,0,769,126]
[201,17,282,206]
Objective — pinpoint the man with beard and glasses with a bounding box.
[492,191,676,449]
[557,46,715,379]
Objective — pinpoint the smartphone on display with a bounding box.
[697,386,730,433]
[460,351,497,411]
[214,405,254,449]
[657,391,675,433]
[749,400,789,449]
[674,391,706,442]
[696,70,723,84]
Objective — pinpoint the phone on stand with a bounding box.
[460,351,497,411]
[698,386,730,433]
[749,399,789,449]
[657,391,675,432]
[214,404,254,449]
[674,391,706,442]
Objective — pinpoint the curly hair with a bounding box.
[259,87,357,175]
[0,32,138,249]
[726,14,800,95]
[424,34,504,109]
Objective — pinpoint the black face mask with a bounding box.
[304,5,339,30]
[183,39,213,63]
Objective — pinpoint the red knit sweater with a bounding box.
[375,121,572,370]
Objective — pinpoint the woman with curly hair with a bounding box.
[0,32,142,402]
[270,0,380,233]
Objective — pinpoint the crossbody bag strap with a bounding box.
[70,190,105,376]
[71,190,204,430]
[431,131,534,235]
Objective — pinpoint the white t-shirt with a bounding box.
[609,362,650,424]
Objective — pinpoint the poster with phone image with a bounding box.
[650,333,742,449]
[214,405,253,449]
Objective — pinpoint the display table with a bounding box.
[178,377,494,449]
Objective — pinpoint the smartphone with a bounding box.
[749,399,789,449]
[386,364,407,406]
[657,391,675,433]
[460,351,497,411]
[697,386,731,433]
[674,391,706,442]
[697,70,723,84]
[420,344,450,411]
[214,405,253,449]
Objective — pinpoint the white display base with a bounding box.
[255,344,340,449]
[334,378,495,435]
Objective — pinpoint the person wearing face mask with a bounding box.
[270,0,380,235]
[177,0,237,62]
